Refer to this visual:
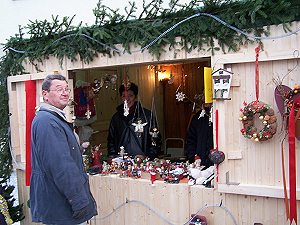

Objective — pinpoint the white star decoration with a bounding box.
[175,92,185,101]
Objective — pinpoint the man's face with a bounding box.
[42,79,70,110]
[121,90,137,108]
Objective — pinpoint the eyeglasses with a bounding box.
[49,88,71,94]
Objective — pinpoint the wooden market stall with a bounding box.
[7,21,300,225]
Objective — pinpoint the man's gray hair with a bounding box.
[42,74,67,91]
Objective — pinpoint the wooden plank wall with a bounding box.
[217,58,300,192]
[87,175,295,225]
[16,169,297,225]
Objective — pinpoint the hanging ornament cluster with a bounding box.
[239,101,277,142]
[285,85,300,112]
[275,84,300,139]
[274,82,300,221]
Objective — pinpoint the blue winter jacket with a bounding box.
[30,106,97,225]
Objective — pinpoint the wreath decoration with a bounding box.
[239,101,277,142]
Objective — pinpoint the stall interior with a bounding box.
[69,59,211,160]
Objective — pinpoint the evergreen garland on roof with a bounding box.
[1,0,300,76]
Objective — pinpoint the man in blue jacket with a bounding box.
[30,74,97,225]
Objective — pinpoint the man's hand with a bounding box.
[73,205,89,220]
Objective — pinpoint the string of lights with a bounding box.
[91,198,238,225]
[1,12,300,55]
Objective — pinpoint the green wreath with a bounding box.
[239,101,277,142]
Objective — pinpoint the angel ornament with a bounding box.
[149,127,160,146]
[85,105,92,119]
[132,118,147,137]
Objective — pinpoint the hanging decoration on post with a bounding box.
[123,73,130,117]
[239,46,277,142]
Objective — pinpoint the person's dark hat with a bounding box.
[119,82,138,96]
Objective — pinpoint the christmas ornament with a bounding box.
[110,74,118,90]
[118,146,128,159]
[90,144,102,166]
[149,127,160,146]
[85,106,92,119]
[175,91,185,101]
[91,78,103,94]
[149,97,160,146]
[132,118,148,137]
[123,100,129,116]
[209,149,225,164]
[131,99,148,137]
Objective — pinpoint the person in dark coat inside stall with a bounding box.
[185,102,214,168]
[30,74,97,225]
[107,82,161,160]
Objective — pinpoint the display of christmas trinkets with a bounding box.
[187,155,214,186]
[85,151,215,187]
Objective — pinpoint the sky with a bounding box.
[0,0,192,46]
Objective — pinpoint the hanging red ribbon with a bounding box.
[215,109,219,182]
[215,109,219,150]
[281,138,290,220]
[288,98,299,224]
[255,46,260,101]
[25,80,36,186]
